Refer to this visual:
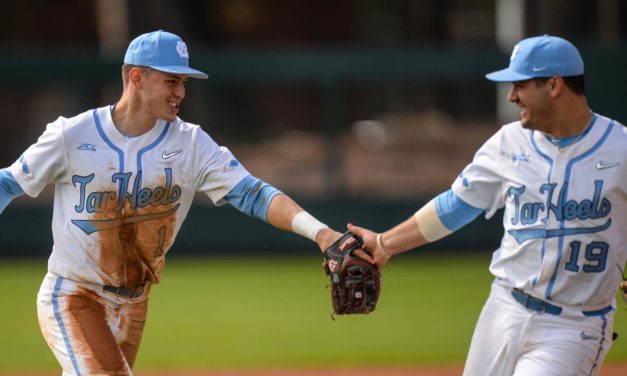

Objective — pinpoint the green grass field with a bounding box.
[0,254,625,373]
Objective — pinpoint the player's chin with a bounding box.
[519,111,531,127]
[164,103,180,120]
[161,110,178,122]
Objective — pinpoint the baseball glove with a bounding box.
[322,231,381,316]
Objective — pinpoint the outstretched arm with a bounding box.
[0,168,25,214]
[265,193,338,252]
[348,189,483,268]
[224,175,373,260]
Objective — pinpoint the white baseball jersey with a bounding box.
[10,105,249,287]
[452,113,626,310]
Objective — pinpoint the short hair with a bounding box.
[534,75,586,95]
[121,64,152,88]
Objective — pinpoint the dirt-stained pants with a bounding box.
[37,272,149,376]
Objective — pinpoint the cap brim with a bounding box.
[150,65,209,79]
[485,68,532,82]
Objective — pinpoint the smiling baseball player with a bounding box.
[349,35,626,376]
[0,30,365,375]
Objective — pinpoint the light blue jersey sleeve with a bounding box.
[224,175,283,222]
[434,189,483,231]
[0,168,25,214]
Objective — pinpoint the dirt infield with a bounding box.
[6,363,627,375]
[0,362,627,376]
[138,368,461,376]
[136,363,626,376]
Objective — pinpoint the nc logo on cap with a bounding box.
[176,41,189,59]
[510,45,520,62]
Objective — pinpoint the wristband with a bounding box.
[376,233,391,259]
[291,211,329,242]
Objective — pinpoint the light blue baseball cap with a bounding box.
[486,35,583,82]
[124,30,208,79]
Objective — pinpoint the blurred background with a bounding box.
[1,0,626,255]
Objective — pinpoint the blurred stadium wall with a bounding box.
[0,0,625,255]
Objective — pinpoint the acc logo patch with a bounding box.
[77,143,97,152]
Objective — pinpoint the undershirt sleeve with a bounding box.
[0,168,25,214]
[434,189,483,231]
[224,175,283,222]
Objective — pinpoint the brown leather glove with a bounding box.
[323,231,381,316]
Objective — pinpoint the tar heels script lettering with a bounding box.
[70,168,181,235]
[507,180,612,243]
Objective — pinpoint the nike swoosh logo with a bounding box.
[596,161,619,170]
[162,149,183,159]
[532,66,547,72]
[580,331,599,341]
[71,204,180,235]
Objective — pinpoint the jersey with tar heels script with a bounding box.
[10,106,249,287]
[452,113,627,310]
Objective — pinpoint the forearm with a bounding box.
[378,191,483,256]
[266,193,305,232]
[224,176,335,249]
[267,194,339,251]
[377,215,429,256]
[224,175,318,233]
[377,199,447,256]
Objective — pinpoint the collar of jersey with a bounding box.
[102,105,168,145]
[543,113,597,149]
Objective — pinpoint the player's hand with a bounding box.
[347,223,390,269]
[315,228,340,251]
[620,280,627,303]
[316,228,375,264]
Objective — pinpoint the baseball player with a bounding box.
[349,35,626,376]
[0,30,372,375]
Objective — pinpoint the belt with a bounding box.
[103,284,147,299]
[511,288,563,315]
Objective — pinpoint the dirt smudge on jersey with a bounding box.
[91,177,178,288]
[92,195,125,286]
[126,201,176,285]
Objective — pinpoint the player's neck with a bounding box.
[548,112,592,139]
[111,99,156,137]
[546,98,592,138]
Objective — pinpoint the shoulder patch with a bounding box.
[224,159,239,172]
[18,155,33,178]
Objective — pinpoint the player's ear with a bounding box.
[547,76,564,98]
[129,67,144,88]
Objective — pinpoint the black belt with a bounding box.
[511,288,563,315]
[103,284,147,299]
